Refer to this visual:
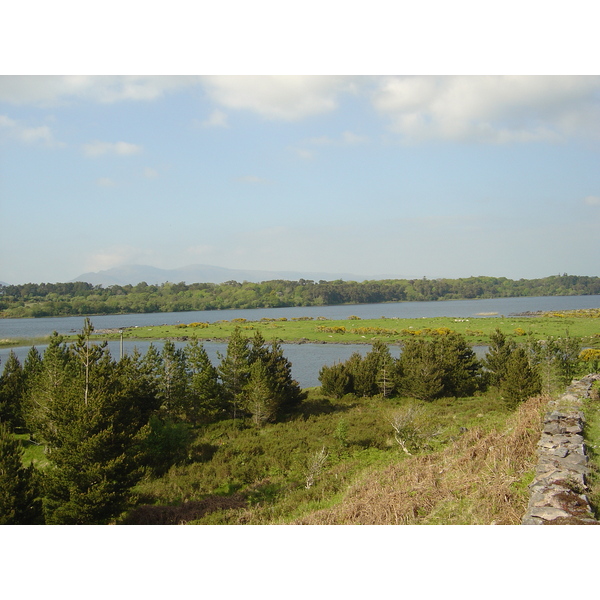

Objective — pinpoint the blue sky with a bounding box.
[1,74,599,284]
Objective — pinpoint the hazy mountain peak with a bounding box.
[71,264,377,286]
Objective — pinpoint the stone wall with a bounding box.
[522,374,600,525]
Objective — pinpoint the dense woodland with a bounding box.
[1,274,600,318]
[1,317,595,525]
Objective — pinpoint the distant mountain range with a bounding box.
[71,264,391,286]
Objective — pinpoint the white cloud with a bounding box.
[306,130,368,146]
[96,177,116,187]
[84,245,153,272]
[0,75,198,106]
[83,140,143,157]
[584,195,600,206]
[371,75,600,143]
[200,109,228,128]
[294,130,368,159]
[0,113,63,147]
[143,167,158,179]
[202,75,357,121]
[0,115,16,128]
[341,130,368,145]
[291,147,314,160]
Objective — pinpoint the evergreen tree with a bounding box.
[218,327,251,421]
[117,347,161,427]
[185,339,223,424]
[0,421,43,524]
[396,338,444,401]
[436,332,482,397]
[483,328,516,387]
[260,339,306,414]
[318,362,352,399]
[22,346,43,405]
[376,352,396,398]
[23,332,74,440]
[500,348,541,409]
[528,333,581,394]
[368,340,396,397]
[398,333,481,400]
[346,352,373,397]
[26,324,151,524]
[0,350,26,429]
[243,360,278,427]
[157,340,189,421]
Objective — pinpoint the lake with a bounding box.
[2,294,600,388]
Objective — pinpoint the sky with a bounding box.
[1,8,599,285]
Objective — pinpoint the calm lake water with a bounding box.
[2,294,600,388]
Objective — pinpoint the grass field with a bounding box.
[121,388,546,525]
[92,308,600,348]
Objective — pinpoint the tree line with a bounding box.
[2,274,600,318]
[1,320,596,524]
[317,328,584,406]
[0,320,305,524]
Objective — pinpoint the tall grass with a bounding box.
[122,389,543,525]
[293,395,547,525]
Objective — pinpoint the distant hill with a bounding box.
[70,264,386,286]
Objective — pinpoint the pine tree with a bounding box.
[435,332,482,397]
[0,350,26,429]
[500,348,541,409]
[318,362,352,399]
[260,339,306,414]
[243,360,278,427]
[218,327,251,422]
[157,340,189,421]
[483,328,516,387]
[376,352,396,398]
[347,351,373,397]
[0,421,43,524]
[185,338,223,424]
[396,338,444,401]
[26,324,152,524]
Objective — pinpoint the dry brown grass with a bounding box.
[293,395,548,525]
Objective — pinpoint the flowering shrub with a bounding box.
[351,327,398,336]
[316,326,347,334]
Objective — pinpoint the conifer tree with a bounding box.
[218,327,251,421]
[185,338,223,424]
[435,332,482,397]
[396,338,444,401]
[376,352,396,398]
[0,421,43,524]
[260,339,306,414]
[26,324,152,524]
[318,362,352,399]
[243,360,278,427]
[500,347,541,409]
[157,340,189,421]
[483,328,516,387]
[0,350,26,429]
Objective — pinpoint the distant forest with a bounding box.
[1,274,600,319]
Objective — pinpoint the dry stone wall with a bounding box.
[522,374,600,525]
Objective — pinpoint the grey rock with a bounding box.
[529,506,571,520]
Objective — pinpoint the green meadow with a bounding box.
[96,308,600,348]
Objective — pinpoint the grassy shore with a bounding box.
[91,308,600,348]
[0,336,52,349]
